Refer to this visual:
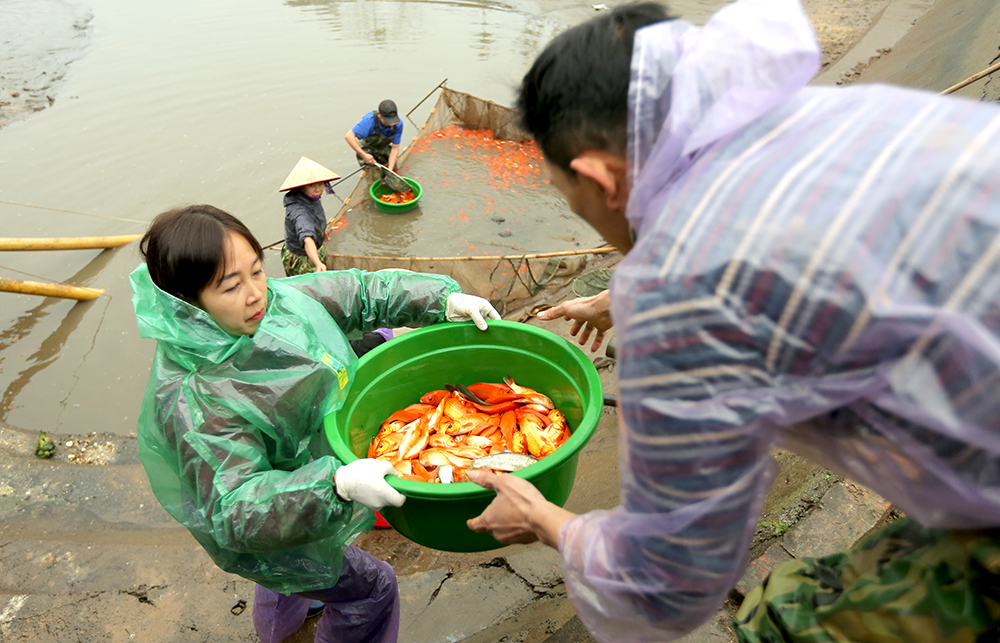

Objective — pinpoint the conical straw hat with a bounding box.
[278,156,341,192]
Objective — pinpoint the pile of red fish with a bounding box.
[367,377,571,483]
[377,189,417,204]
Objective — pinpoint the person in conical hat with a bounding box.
[279,157,396,362]
[279,156,340,277]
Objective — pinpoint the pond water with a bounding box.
[0,0,727,436]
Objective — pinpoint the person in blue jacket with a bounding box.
[130,204,500,643]
[345,99,403,172]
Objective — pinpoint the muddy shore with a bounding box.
[0,0,92,130]
[3,0,1000,642]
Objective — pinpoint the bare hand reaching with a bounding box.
[536,289,613,352]
[466,469,574,548]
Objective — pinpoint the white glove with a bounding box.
[334,459,406,511]
[445,293,501,331]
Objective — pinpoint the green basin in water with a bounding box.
[325,319,604,552]
[369,176,422,213]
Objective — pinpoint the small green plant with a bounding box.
[34,431,55,458]
[757,520,791,537]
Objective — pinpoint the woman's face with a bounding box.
[302,182,325,198]
[196,231,268,336]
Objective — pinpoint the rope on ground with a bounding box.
[940,60,1000,95]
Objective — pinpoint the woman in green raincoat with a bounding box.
[130,204,500,643]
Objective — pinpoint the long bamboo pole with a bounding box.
[406,78,448,118]
[0,234,141,251]
[940,61,1000,95]
[0,277,103,301]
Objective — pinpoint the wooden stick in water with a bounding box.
[0,277,103,301]
[0,234,141,251]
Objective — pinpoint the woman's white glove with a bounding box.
[334,459,406,511]
[445,293,501,331]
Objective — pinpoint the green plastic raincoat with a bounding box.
[130,265,460,594]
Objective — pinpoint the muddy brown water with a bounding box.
[0,0,733,438]
[329,127,602,256]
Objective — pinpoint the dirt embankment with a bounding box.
[802,0,894,71]
[842,0,1000,100]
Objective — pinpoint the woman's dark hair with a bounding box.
[139,205,264,302]
[517,2,673,172]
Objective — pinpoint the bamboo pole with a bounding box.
[940,61,1000,95]
[406,78,448,118]
[0,277,103,301]
[0,234,142,251]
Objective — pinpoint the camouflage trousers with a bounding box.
[281,244,328,277]
[735,518,1000,642]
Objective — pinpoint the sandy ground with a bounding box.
[525,0,894,74]
[802,0,893,71]
[3,0,1000,642]
[834,0,1000,100]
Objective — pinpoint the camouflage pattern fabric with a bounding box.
[356,130,408,191]
[281,244,328,277]
[734,518,1000,643]
[357,130,392,166]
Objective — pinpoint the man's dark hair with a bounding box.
[517,3,673,173]
[140,204,264,303]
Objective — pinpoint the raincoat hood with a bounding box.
[626,0,820,236]
[131,263,258,368]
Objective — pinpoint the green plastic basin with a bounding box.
[325,320,603,552]
[369,177,422,213]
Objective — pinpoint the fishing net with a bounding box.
[327,87,614,316]
[376,164,410,193]
[327,248,616,317]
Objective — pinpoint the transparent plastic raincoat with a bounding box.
[130,265,459,594]
[557,0,1000,641]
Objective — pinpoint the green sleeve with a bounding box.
[283,269,460,337]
